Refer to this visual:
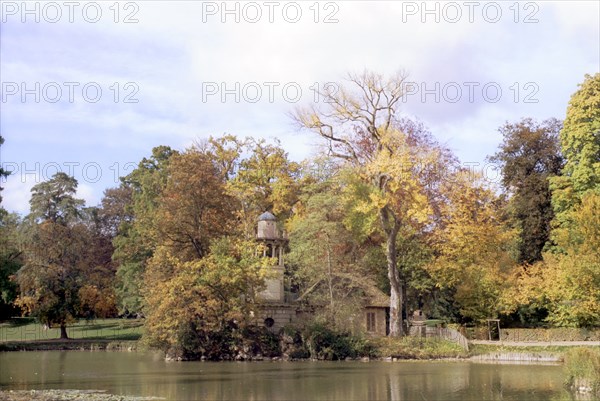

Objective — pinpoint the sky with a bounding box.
[1,0,599,215]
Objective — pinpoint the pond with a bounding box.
[0,351,582,400]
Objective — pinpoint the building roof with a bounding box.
[258,211,277,221]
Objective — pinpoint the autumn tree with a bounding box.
[99,186,134,237]
[540,73,600,326]
[489,118,564,264]
[293,71,453,336]
[201,136,301,238]
[152,149,237,260]
[144,238,270,360]
[287,164,376,330]
[112,146,176,315]
[503,74,600,327]
[76,206,119,319]
[428,171,518,322]
[15,173,86,338]
[142,148,270,358]
[505,193,600,327]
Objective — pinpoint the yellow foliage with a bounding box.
[428,170,518,321]
[143,238,272,350]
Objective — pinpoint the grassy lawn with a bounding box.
[0,318,144,342]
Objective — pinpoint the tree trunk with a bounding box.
[381,207,403,337]
[326,236,334,311]
[387,248,403,336]
[60,323,69,339]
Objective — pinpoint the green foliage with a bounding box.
[113,146,176,314]
[300,321,372,360]
[287,171,379,330]
[557,73,600,195]
[489,118,563,264]
[15,174,89,337]
[563,348,600,394]
[551,73,600,249]
[0,212,22,318]
[240,325,281,357]
[28,172,84,224]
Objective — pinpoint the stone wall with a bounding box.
[253,305,308,331]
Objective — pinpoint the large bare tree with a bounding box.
[293,70,429,336]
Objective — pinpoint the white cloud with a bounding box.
[2,172,36,215]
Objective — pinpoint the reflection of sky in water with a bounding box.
[1,351,566,400]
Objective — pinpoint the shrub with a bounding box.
[240,325,281,357]
[563,348,600,394]
[301,322,369,360]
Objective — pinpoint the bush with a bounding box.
[240,325,280,357]
[301,322,371,360]
[160,321,241,361]
[563,348,600,394]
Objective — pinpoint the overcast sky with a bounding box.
[1,0,599,214]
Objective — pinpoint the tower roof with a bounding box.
[258,211,277,222]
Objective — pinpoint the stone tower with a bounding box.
[256,211,286,303]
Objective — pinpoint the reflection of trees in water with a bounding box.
[459,363,564,401]
[1,354,569,400]
[115,361,564,401]
[385,363,470,401]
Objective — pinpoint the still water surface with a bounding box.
[0,351,582,400]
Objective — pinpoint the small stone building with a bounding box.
[363,290,389,337]
[251,211,390,336]
[252,212,301,330]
